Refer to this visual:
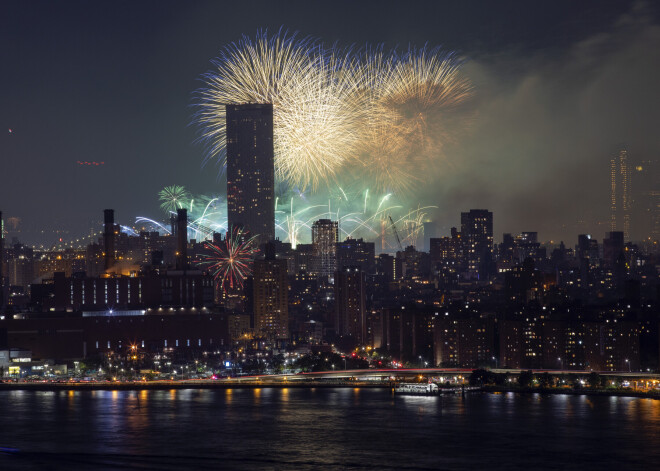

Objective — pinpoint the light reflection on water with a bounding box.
[0,389,659,470]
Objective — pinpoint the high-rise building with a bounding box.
[514,232,542,263]
[226,103,275,246]
[103,209,115,272]
[430,230,462,270]
[311,219,338,279]
[175,208,188,270]
[576,234,600,267]
[610,149,631,240]
[252,243,289,339]
[336,237,375,274]
[460,209,494,280]
[603,231,625,268]
[8,243,34,290]
[376,253,396,282]
[396,245,431,279]
[651,190,660,242]
[633,159,659,243]
[293,243,314,274]
[0,211,5,311]
[497,233,515,269]
[334,266,366,343]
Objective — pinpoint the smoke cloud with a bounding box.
[428,2,660,243]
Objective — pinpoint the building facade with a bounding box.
[226,104,275,246]
[311,219,338,279]
[252,251,289,339]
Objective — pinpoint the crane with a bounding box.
[388,215,403,251]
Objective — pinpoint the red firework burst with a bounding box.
[201,226,259,291]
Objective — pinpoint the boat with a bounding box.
[394,382,439,396]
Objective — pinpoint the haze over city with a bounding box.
[2,0,659,246]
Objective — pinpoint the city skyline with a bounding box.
[1,1,659,246]
[1,4,660,469]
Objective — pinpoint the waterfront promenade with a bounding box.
[1,368,659,398]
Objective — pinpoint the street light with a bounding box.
[625,359,631,373]
[557,357,563,370]
[492,356,498,369]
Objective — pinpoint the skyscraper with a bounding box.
[603,231,625,269]
[460,209,494,280]
[336,237,375,274]
[226,103,275,246]
[334,266,367,343]
[610,149,631,240]
[253,243,289,339]
[103,209,116,273]
[651,190,660,242]
[0,211,5,311]
[175,208,188,270]
[311,219,338,279]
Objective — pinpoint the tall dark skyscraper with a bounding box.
[336,237,375,274]
[334,266,367,343]
[253,243,289,340]
[461,209,494,280]
[226,103,275,246]
[311,219,339,279]
[610,149,631,241]
[0,210,5,311]
[103,209,115,272]
[176,208,188,271]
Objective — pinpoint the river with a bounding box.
[1,388,658,469]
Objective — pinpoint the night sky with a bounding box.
[1,0,658,246]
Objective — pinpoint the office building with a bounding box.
[252,243,289,339]
[0,211,4,311]
[610,149,631,240]
[603,231,625,268]
[226,103,275,246]
[460,209,494,280]
[175,208,188,270]
[103,209,116,272]
[334,266,367,343]
[336,237,375,274]
[311,219,338,279]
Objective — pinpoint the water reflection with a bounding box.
[1,390,659,470]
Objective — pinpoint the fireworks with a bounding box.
[200,226,260,291]
[195,32,472,193]
[354,46,472,192]
[159,185,191,213]
[275,184,436,250]
[142,183,435,251]
[197,32,363,189]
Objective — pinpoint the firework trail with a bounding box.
[197,31,364,189]
[145,185,436,251]
[196,32,471,193]
[159,185,191,213]
[273,183,436,250]
[350,46,473,193]
[135,217,172,234]
[199,226,260,291]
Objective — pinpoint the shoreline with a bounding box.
[0,380,390,391]
[481,385,660,400]
[1,380,659,399]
